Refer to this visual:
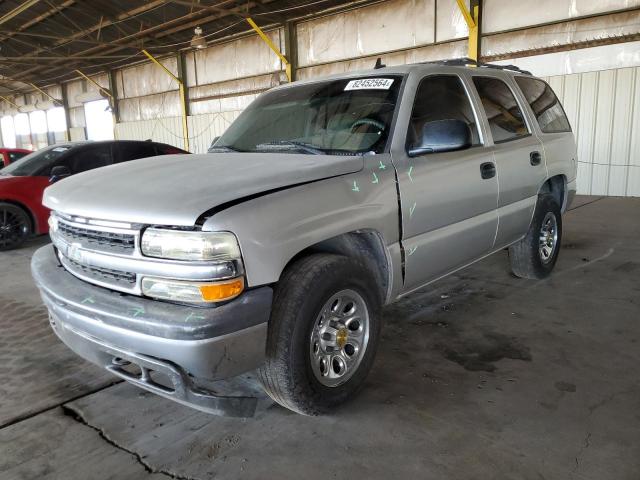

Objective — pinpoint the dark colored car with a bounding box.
[1,147,32,167]
[0,140,187,251]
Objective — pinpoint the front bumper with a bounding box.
[31,245,272,416]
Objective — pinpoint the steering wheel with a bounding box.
[349,118,385,133]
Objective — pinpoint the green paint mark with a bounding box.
[409,202,417,218]
[378,161,386,170]
[371,172,379,184]
[130,306,145,318]
[81,296,95,305]
[407,165,414,182]
[352,181,360,192]
[407,246,417,256]
[185,311,206,322]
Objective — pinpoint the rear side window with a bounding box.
[472,77,529,143]
[8,151,28,163]
[116,142,158,162]
[68,144,112,174]
[515,77,571,133]
[408,75,481,148]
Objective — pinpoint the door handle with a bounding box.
[530,151,542,166]
[480,162,496,179]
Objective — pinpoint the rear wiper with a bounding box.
[254,140,326,155]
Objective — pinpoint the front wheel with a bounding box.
[508,194,562,279]
[0,202,32,251]
[258,254,382,415]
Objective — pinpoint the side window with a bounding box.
[116,142,158,163]
[68,144,113,174]
[514,77,571,133]
[408,75,481,149]
[472,77,529,143]
[8,152,28,163]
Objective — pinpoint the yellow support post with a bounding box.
[246,17,292,82]
[456,0,480,62]
[29,83,62,106]
[75,69,113,99]
[0,95,19,109]
[141,49,190,152]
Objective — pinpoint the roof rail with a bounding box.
[422,57,532,75]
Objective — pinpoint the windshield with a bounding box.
[0,145,71,177]
[214,75,403,155]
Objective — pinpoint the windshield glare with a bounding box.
[214,76,403,155]
[0,145,71,177]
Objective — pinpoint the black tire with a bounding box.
[508,194,562,279]
[0,202,32,251]
[258,253,382,415]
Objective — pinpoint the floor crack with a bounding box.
[61,404,201,480]
[571,431,591,477]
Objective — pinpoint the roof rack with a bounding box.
[422,57,532,75]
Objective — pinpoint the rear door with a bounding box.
[469,75,547,247]
[514,76,576,207]
[395,74,499,292]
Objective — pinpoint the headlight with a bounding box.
[141,277,244,303]
[141,228,241,262]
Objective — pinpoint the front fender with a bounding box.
[202,155,400,289]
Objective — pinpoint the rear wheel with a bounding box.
[258,254,382,415]
[0,202,32,251]
[508,194,562,279]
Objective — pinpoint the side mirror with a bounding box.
[49,165,71,183]
[408,119,472,157]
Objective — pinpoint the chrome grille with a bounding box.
[57,221,135,254]
[50,211,241,296]
[61,255,136,289]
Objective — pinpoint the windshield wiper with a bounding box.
[254,140,327,155]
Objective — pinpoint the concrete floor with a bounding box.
[0,196,639,480]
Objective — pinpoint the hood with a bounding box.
[44,152,363,226]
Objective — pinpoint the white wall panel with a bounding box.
[483,10,640,58]
[118,58,179,98]
[297,0,435,68]
[483,0,640,33]
[435,0,469,42]
[115,116,185,151]
[114,112,243,154]
[187,112,242,154]
[189,30,283,86]
[545,66,640,197]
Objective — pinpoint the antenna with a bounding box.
[374,58,386,69]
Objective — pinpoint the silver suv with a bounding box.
[32,60,577,416]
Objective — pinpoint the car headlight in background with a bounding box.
[141,276,244,304]
[141,228,241,262]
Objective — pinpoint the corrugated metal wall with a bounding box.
[545,66,640,196]
[114,111,242,153]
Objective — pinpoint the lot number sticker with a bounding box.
[345,78,394,91]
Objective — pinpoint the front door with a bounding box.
[396,74,499,293]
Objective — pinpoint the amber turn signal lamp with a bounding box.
[199,278,244,301]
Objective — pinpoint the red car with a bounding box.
[0,140,187,250]
[1,147,31,167]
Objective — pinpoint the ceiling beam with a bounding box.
[0,0,41,27]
